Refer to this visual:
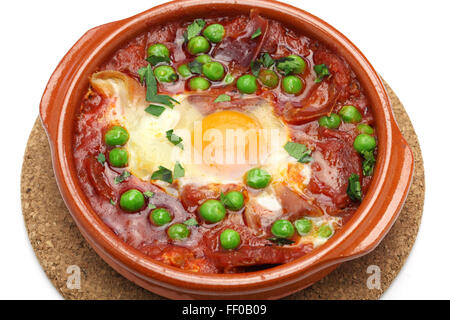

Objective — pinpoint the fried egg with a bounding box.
[91,71,312,208]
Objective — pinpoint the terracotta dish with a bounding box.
[40,0,413,299]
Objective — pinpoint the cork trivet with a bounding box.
[21,82,424,300]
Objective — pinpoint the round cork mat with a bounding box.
[21,81,424,300]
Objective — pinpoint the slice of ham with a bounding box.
[273,183,323,218]
[278,49,353,125]
[212,10,268,68]
[305,129,362,214]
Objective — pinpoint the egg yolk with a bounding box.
[193,110,265,177]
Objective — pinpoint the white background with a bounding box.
[0,0,448,299]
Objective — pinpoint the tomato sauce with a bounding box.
[73,12,376,273]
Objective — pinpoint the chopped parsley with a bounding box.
[151,166,173,184]
[261,53,275,68]
[183,218,199,227]
[362,151,376,176]
[147,94,178,108]
[183,19,206,42]
[214,94,231,103]
[110,199,116,206]
[114,171,131,184]
[284,142,312,163]
[314,64,331,83]
[347,174,362,202]
[173,161,185,179]
[97,153,106,166]
[188,60,203,74]
[267,237,295,246]
[275,57,299,76]
[148,203,156,210]
[251,28,262,39]
[143,191,154,198]
[137,64,179,112]
[145,104,165,117]
[146,55,170,66]
[250,60,262,77]
[166,129,183,149]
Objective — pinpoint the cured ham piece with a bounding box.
[279,50,353,125]
[212,10,268,68]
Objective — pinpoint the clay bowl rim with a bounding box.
[40,0,412,292]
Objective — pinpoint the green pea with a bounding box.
[236,74,258,94]
[271,220,295,238]
[202,61,225,81]
[150,208,172,226]
[245,168,271,189]
[294,218,312,236]
[318,224,333,239]
[203,24,225,43]
[108,148,128,168]
[220,229,241,250]
[222,191,244,211]
[120,189,145,212]
[318,113,341,129]
[105,126,129,146]
[187,36,210,55]
[339,105,362,123]
[282,75,303,94]
[189,77,211,91]
[154,65,177,83]
[199,199,226,223]
[277,55,307,74]
[147,43,170,59]
[195,54,212,64]
[177,64,192,78]
[357,124,374,135]
[167,223,190,240]
[354,134,376,153]
[258,69,279,88]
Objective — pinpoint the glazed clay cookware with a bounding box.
[40,0,414,299]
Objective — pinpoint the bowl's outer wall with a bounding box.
[39,0,414,299]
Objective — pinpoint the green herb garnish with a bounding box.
[184,218,199,227]
[283,141,312,163]
[347,173,362,202]
[110,199,116,206]
[314,64,331,83]
[143,191,154,198]
[275,57,299,76]
[173,161,185,179]
[214,94,231,103]
[362,150,376,176]
[146,55,171,66]
[148,203,156,210]
[183,19,206,42]
[97,153,106,166]
[166,130,183,149]
[261,53,275,68]
[188,60,203,74]
[151,166,173,184]
[251,28,262,39]
[138,65,179,108]
[250,60,262,77]
[145,104,166,117]
[114,171,131,184]
[148,94,179,108]
[267,237,295,246]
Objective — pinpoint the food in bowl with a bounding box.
[73,10,378,274]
